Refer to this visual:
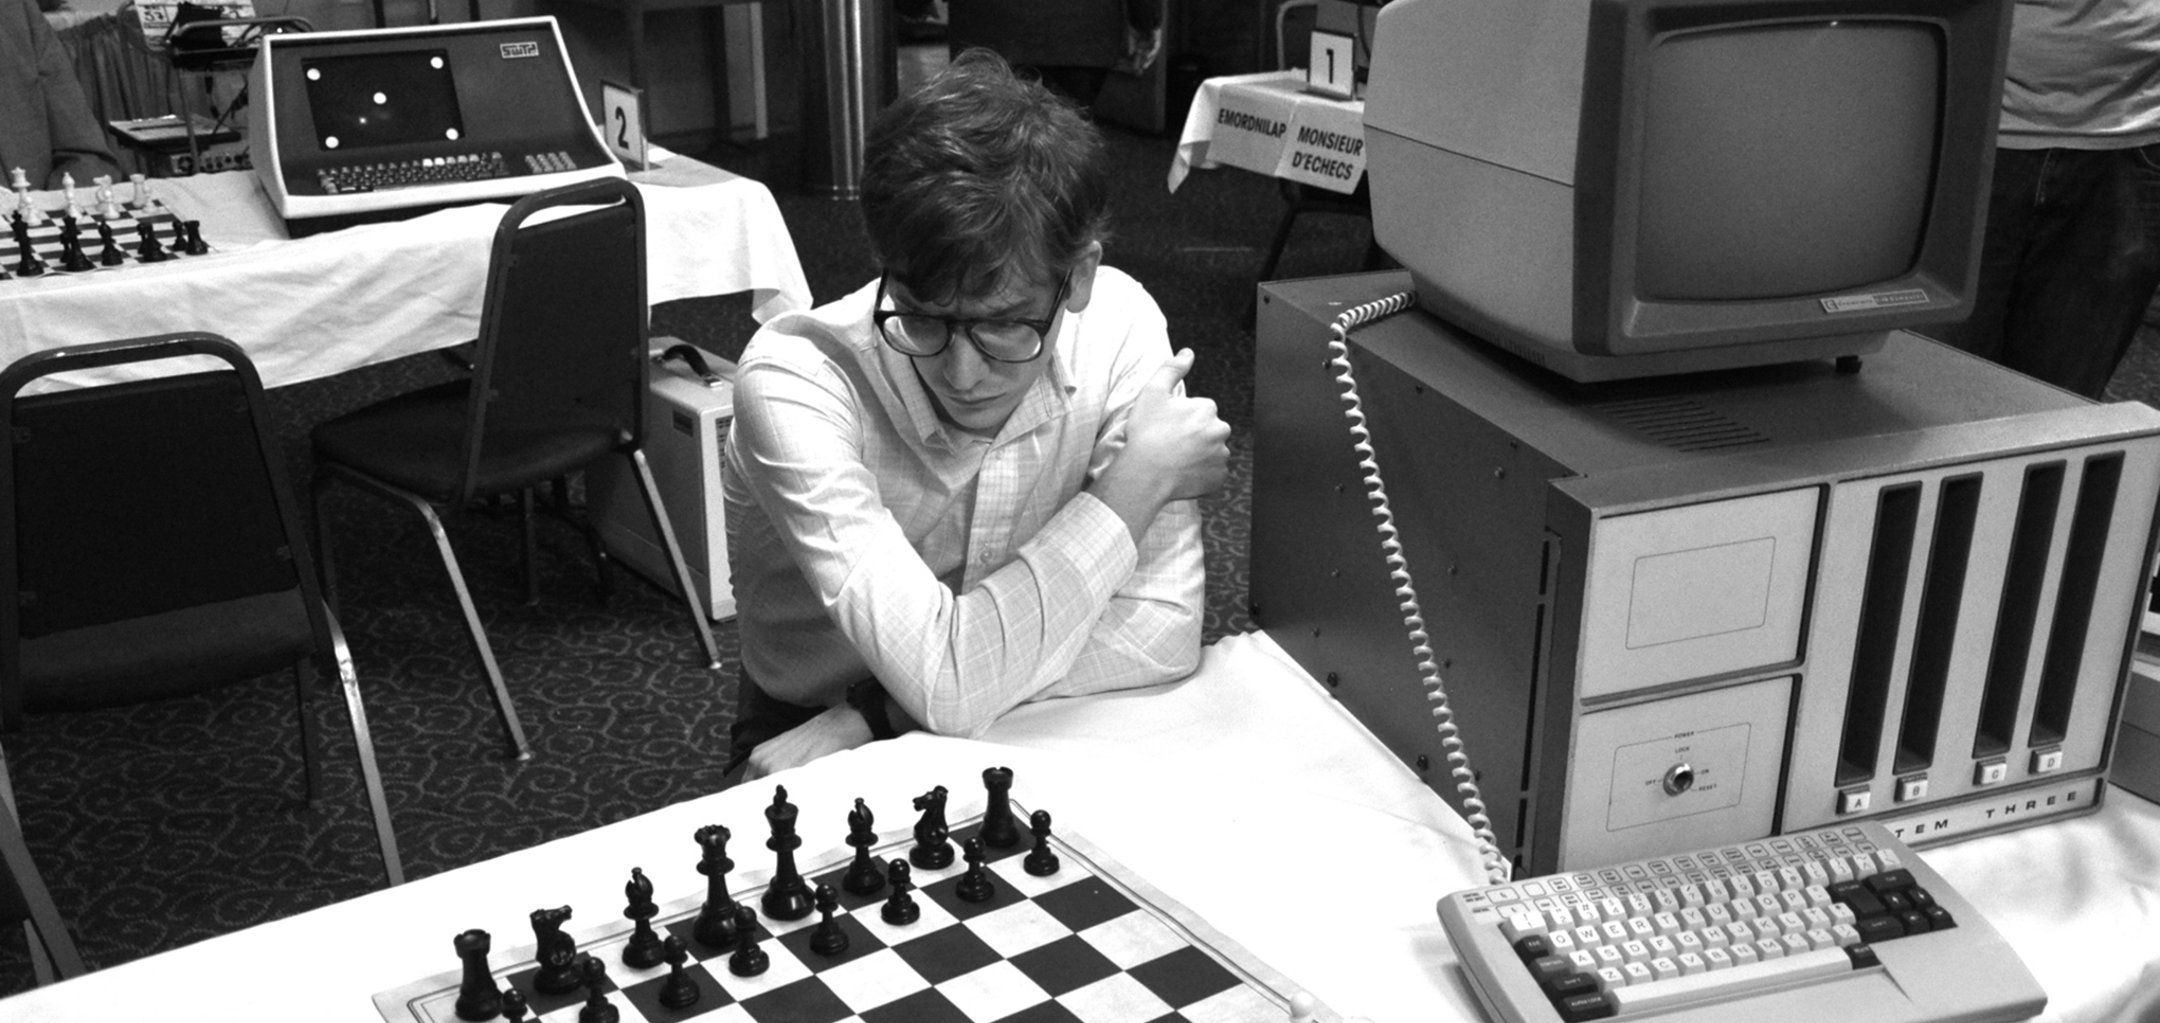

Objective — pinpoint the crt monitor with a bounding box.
[1362,0,2014,383]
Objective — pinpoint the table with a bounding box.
[0,158,811,390]
[1,629,2155,1022]
[1168,69,1367,196]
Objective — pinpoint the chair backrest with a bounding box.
[1277,0,1320,70]
[459,176,648,502]
[0,333,330,728]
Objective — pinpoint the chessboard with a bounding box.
[374,770,1336,1023]
[3,205,207,278]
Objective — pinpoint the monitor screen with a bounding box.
[302,49,465,152]
[1362,0,2011,383]
[1636,21,1939,302]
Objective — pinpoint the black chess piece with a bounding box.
[58,222,93,272]
[881,858,920,925]
[181,219,208,256]
[955,836,996,903]
[13,219,45,277]
[1024,809,1061,876]
[910,785,954,870]
[762,785,814,921]
[500,988,530,1023]
[95,220,124,266]
[453,929,502,1022]
[658,935,701,1010]
[727,904,769,977]
[842,797,886,897]
[693,824,741,950]
[530,905,581,996]
[576,954,620,1023]
[135,220,169,263]
[981,767,1020,848]
[621,867,665,969]
[809,883,849,957]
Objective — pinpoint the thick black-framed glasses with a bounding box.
[873,271,1070,364]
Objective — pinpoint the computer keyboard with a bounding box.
[1437,820,2046,1023]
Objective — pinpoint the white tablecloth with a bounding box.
[0,163,811,390]
[1,631,2155,1022]
[1168,70,1367,196]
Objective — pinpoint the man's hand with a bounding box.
[1091,348,1230,541]
[741,703,873,781]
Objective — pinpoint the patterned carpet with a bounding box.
[6,120,2159,995]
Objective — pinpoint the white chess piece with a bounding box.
[129,172,147,208]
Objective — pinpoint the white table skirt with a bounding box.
[0,164,810,390]
[1,631,2154,1022]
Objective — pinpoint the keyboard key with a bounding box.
[1607,947,1857,1015]
[1556,990,1617,1021]
[1546,971,1599,998]
[1855,914,1905,943]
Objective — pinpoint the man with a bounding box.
[1935,0,2160,400]
[2,0,123,188]
[721,49,1229,780]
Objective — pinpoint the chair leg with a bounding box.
[411,496,534,761]
[293,657,324,806]
[627,448,720,669]
[520,488,541,606]
[322,466,532,761]
[0,749,87,980]
[321,608,406,886]
[310,473,343,616]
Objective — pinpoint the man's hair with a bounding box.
[860,48,1111,304]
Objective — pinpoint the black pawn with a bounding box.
[842,798,885,896]
[96,220,124,266]
[910,785,953,870]
[181,219,208,255]
[621,867,665,969]
[1024,809,1060,876]
[727,904,768,977]
[658,935,701,1009]
[530,906,580,996]
[500,988,530,1023]
[808,883,849,957]
[692,824,741,950]
[881,858,920,925]
[955,837,996,903]
[980,767,1020,848]
[576,954,619,1023]
[761,785,813,920]
[453,929,501,1021]
[135,220,169,262]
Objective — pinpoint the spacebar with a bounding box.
[1609,948,1858,1014]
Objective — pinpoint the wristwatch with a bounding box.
[846,678,898,741]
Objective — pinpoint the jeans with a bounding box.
[1936,143,2160,400]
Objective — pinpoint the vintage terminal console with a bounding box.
[247,17,621,232]
[1252,271,2160,876]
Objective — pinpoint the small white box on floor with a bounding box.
[591,338,737,621]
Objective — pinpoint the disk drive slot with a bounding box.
[1975,462,2065,758]
[1839,483,1920,785]
[1897,473,1982,774]
[2031,452,2124,747]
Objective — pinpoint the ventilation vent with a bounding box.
[1588,396,1770,452]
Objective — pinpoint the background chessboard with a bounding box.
[4,206,200,275]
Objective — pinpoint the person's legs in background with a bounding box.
[1944,144,2160,399]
